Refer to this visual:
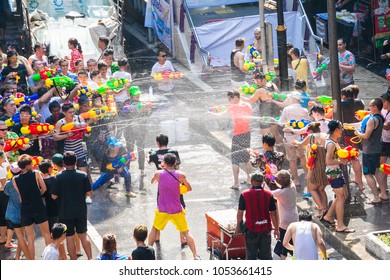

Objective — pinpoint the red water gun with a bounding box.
[32,67,55,81]
[380,163,390,174]
[61,122,92,140]
[32,156,43,169]
[306,144,318,170]
[3,137,30,152]
[20,123,55,136]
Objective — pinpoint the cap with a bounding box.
[107,136,123,147]
[10,162,21,174]
[129,86,142,96]
[289,91,302,101]
[51,153,63,165]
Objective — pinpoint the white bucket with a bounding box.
[175,118,190,142]
[160,120,176,144]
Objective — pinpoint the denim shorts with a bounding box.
[329,177,345,189]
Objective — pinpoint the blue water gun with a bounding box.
[107,152,136,170]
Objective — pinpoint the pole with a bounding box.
[170,0,175,58]
[259,0,267,73]
[275,0,288,91]
[327,0,341,121]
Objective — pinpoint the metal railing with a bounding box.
[182,0,211,67]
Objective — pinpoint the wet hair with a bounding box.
[294,79,306,90]
[118,57,128,67]
[68,38,83,53]
[31,59,41,70]
[328,120,342,134]
[59,59,68,67]
[251,172,264,183]
[298,211,312,221]
[163,153,177,166]
[86,58,97,65]
[156,133,169,146]
[78,96,89,106]
[98,36,109,47]
[235,38,245,47]
[17,154,33,169]
[227,90,240,100]
[101,234,117,255]
[90,70,100,80]
[371,98,383,111]
[337,38,346,45]
[51,223,67,239]
[310,106,325,116]
[133,224,148,242]
[253,71,265,80]
[48,55,60,65]
[275,170,292,189]
[307,122,321,133]
[97,60,108,70]
[63,151,77,166]
[61,103,74,112]
[262,133,276,147]
[38,159,53,174]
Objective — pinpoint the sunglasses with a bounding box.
[161,55,167,58]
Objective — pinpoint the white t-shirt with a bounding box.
[151,61,175,92]
[113,71,132,82]
[88,81,100,90]
[280,103,309,142]
[34,97,62,123]
[272,186,299,229]
[42,244,59,260]
[382,109,390,143]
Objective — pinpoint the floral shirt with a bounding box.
[338,50,355,85]
[251,150,284,190]
[70,48,84,73]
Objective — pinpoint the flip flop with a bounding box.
[336,227,355,233]
[230,186,240,190]
[240,181,249,185]
[366,199,381,205]
[380,197,390,202]
[320,216,336,227]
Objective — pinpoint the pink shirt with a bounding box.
[70,49,84,73]
[228,102,252,135]
[157,170,182,214]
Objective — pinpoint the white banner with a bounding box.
[195,12,303,67]
[144,0,173,52]
[185,0,257,9]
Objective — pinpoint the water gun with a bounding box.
[45,75,75,88]
[239,84,258,95]
[20,123,55,135]
[111,63,119,74]
[243,60,255,71]
[105,94,117,116]
[32,156,43,169]
[247,45,261,59]
[312,57,330,77]
[12,94,39,106]
[268,92,287,101]
[264,164,275,182]
[379,163,390,174]
[32,67,55,81]
[355,110,370,121]
[80,106,109,120]
[265,71,276,82]
[286,119,312,129]
[337,146,359,161]
[316,95,332,105]
[324,105,333,119]
[306,144,317,170]
[153,71,184,80]
[3,136,30,152]
[106,78,129,90]
[61,122,92,140]
[319,249,329,260]
[106,152,136,170]
[208,105,228,114]
[77,86,93,97]
[4,111,38,127]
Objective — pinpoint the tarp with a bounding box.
[195,12,303,67]
[185,0,257,9]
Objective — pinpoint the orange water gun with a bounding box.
[32,156,43,169]
[337,146,359,161]
[355,110,370,121]
[306,144,317,170]
[20,123,55,136]
[61,122,92,140]
[3,137,30,152]
[79,106,109,120]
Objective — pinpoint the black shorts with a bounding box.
[362,153,381,175]
[77,156,88,168]
[21,212,48,227]
[231,132,251,165]
[273,227,293,257]
[381,141,390,158]
[6,219,22,229]
[329,177,345,189]
[59,217,87,236]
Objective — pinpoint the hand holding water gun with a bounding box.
[247,45,261,59]
[77,86,93,97]
[106,78,129,90]
[80,106,109,120]
[264,71,276,82]
[4,111,38,127]
[355,110,370,121]
[61,122,92,140]
[316,95,332,105]
[3,137,30,152]
[268,92,287,101]
[12,94,39,106]
[243,60,255,71]
[379,163,390,174]
[306,144,317,170]
[337,146,359,161]
[45,75,75,88]
[286,119,312,129]
[153,71,184,80]
[20,123,55,135]
[312,57,330,78]
[32,67,55,81]
[106,152,137,170]
[239,84,258,95]
[265,164,275,182]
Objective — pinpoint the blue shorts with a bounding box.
[329,177,345,189]
[362,153,381,175]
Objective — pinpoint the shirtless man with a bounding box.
[251,27,262,57]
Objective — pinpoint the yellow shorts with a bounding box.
[153,209,188,232]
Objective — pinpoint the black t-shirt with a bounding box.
[1,64,29,94]
[148,148,181,170]
[43,176,58,217]
[14,170,46,216]
[238,187,277,211]
[52,169,91,219]
[341,98,365,136]
[46,113,65,154]
[12,121,41,156]
[131,246,156,260]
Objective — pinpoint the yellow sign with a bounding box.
[215,9,234,14]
